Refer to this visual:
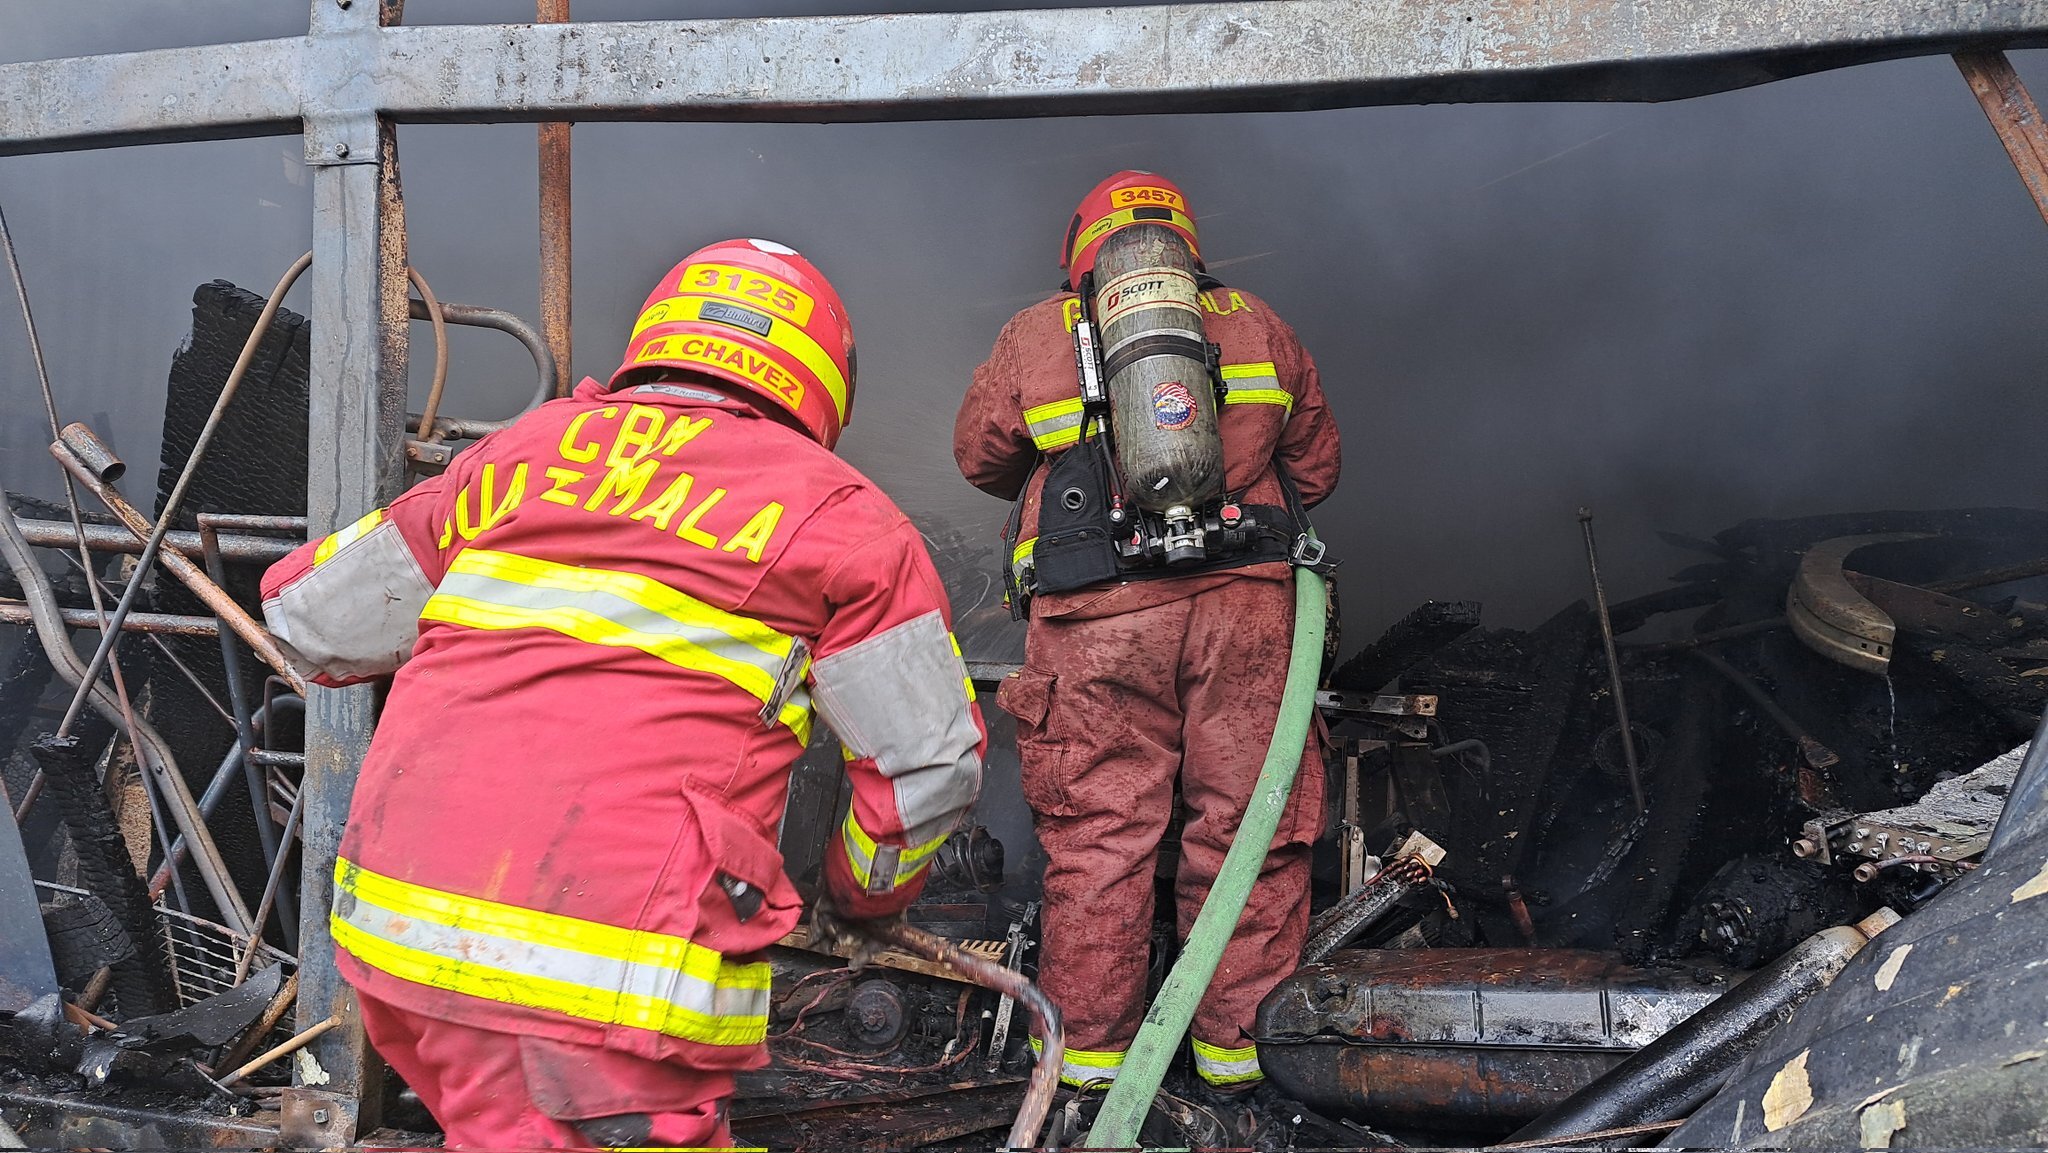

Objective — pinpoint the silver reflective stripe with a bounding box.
[1025,403,1085,450]
[434,567,810,716]
[1192,1041,1263,1084]
[811,611,982,831]
[339,896,764,1020]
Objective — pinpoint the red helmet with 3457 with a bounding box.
[612,238,856,449]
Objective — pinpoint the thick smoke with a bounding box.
[4,3,2047,656]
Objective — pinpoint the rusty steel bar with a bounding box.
[13,517,299,564]
[539,0,573,398]
[849,919,1062,1151]
[1690,647,1841,770]
[49,249,311,738]
[1578,509,1647,814]
[1956,51,2048,230]
[407,265,452,444]
[0,601,220,636]
[0,500,253,933]
[50,436,306,695]
[195,512,309,534]
[403,297,557,427]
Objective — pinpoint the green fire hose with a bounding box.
[1085,562,1328,1148]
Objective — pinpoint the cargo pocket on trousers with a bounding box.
[999,666,1076,818]
[518,1034,724,1124]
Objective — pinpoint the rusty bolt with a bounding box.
[336,0,352,8]
[332,142,351,158]
[313,1109,330,1125]
[1791,838,1819,858]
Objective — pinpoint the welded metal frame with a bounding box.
[6,1,2048,1146]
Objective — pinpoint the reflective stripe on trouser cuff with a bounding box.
[1024,397,1085,451]
[840,811,948,895]
[1030,1035,1127,1088]
[421,548,813,740]
[332,856,772,1047]
[1191,1038,1263,1085]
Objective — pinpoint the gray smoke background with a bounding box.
[5,3,2047,659]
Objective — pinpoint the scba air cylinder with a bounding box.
[1091,225,1224,559]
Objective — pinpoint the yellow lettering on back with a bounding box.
[473,462,527,535]
[627,471,696,531]
[655,415,714,457]
[559,406,616,463]
[607,405,665,465]
[721,502,784,564]
[676,487,728,549]
[584,456,662,515]
[437,517,453,549]
[1228,291,1250,313]
[541,466,585,506]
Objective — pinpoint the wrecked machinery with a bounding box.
[6,3,2048,1151]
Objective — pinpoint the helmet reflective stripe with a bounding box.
[1061,170,1201,286]
[612,239,856,450]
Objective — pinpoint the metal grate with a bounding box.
[156,904,295,1009]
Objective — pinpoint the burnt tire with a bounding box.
[39,891,135,987]
[29,735,173,1017]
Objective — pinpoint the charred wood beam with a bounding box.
[6,5,2048,155]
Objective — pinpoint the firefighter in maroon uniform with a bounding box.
[954,172,1340,1119]
[262,239,985,1149]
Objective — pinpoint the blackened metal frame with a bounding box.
[5,1,2048,1145]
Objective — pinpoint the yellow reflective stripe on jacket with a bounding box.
[332,857,772,1047]
[313,508,385,567]
[1219,362,1292,414]
[421,549,813,740]
[1030,1036,1128,1087]
[1191,1038,1263,1085]
[1023,397,1086,451]
[1011,536,1038,580]
[840,810,949,894]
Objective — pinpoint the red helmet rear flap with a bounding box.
[612,238,855,449]
[1062,170,1201,287]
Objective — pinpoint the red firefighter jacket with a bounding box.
[261,376,986,1068]
[954,285,1342,619]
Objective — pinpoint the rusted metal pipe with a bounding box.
[1503,908,1899,1148]
[0,499,253,933]
[13,517,298,563]
[49,252,309,739]
[52,434,306,695]
[1578,509,1646,814]
[539,0,573,399]
[0,601,220,635]
[845,919,1062,1151]
[404,297,557,420]
[215,971,299,1078]
[1956,51,2048,230]
[407,265,452,443]
[194,512,308,534]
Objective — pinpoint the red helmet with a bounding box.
[611,238,856,449]
[1061,170,1201,287]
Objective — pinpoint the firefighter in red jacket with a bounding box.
[262,238,986,1149]
[954,172,1339,1118]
